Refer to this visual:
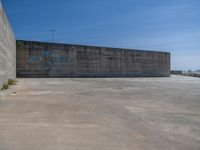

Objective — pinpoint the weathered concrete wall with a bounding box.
[171,70,183,75]
[16,40,170,78]
[0,1,16,87]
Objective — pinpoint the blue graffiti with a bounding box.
[28,56,40,64]
[41,50,51,57]
[56,54,65,63]
[28,50,66,65]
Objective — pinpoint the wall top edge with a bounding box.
[16,40,170,55]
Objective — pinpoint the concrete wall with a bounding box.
[171,70,183,75]
[17,40,170,78]
[0,1,16,87]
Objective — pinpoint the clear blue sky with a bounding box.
[3,0,200,71]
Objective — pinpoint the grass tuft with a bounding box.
[1,79,17,92]
[3,83,9,90]
[8,79,17,86]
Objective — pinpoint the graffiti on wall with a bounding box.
[28,50,66,65]
[28,56,40,64]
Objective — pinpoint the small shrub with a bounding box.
[0,79,17,92]
[8,79,17,85]
[3,84,9,90]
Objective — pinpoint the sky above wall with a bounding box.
[3,0,200,71]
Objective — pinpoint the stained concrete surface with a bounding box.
[0,75,200,150]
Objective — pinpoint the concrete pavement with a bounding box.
[0,75,200,150]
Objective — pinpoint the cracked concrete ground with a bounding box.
[0,75,200,150]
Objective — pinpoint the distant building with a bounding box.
[171,70,183,75]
